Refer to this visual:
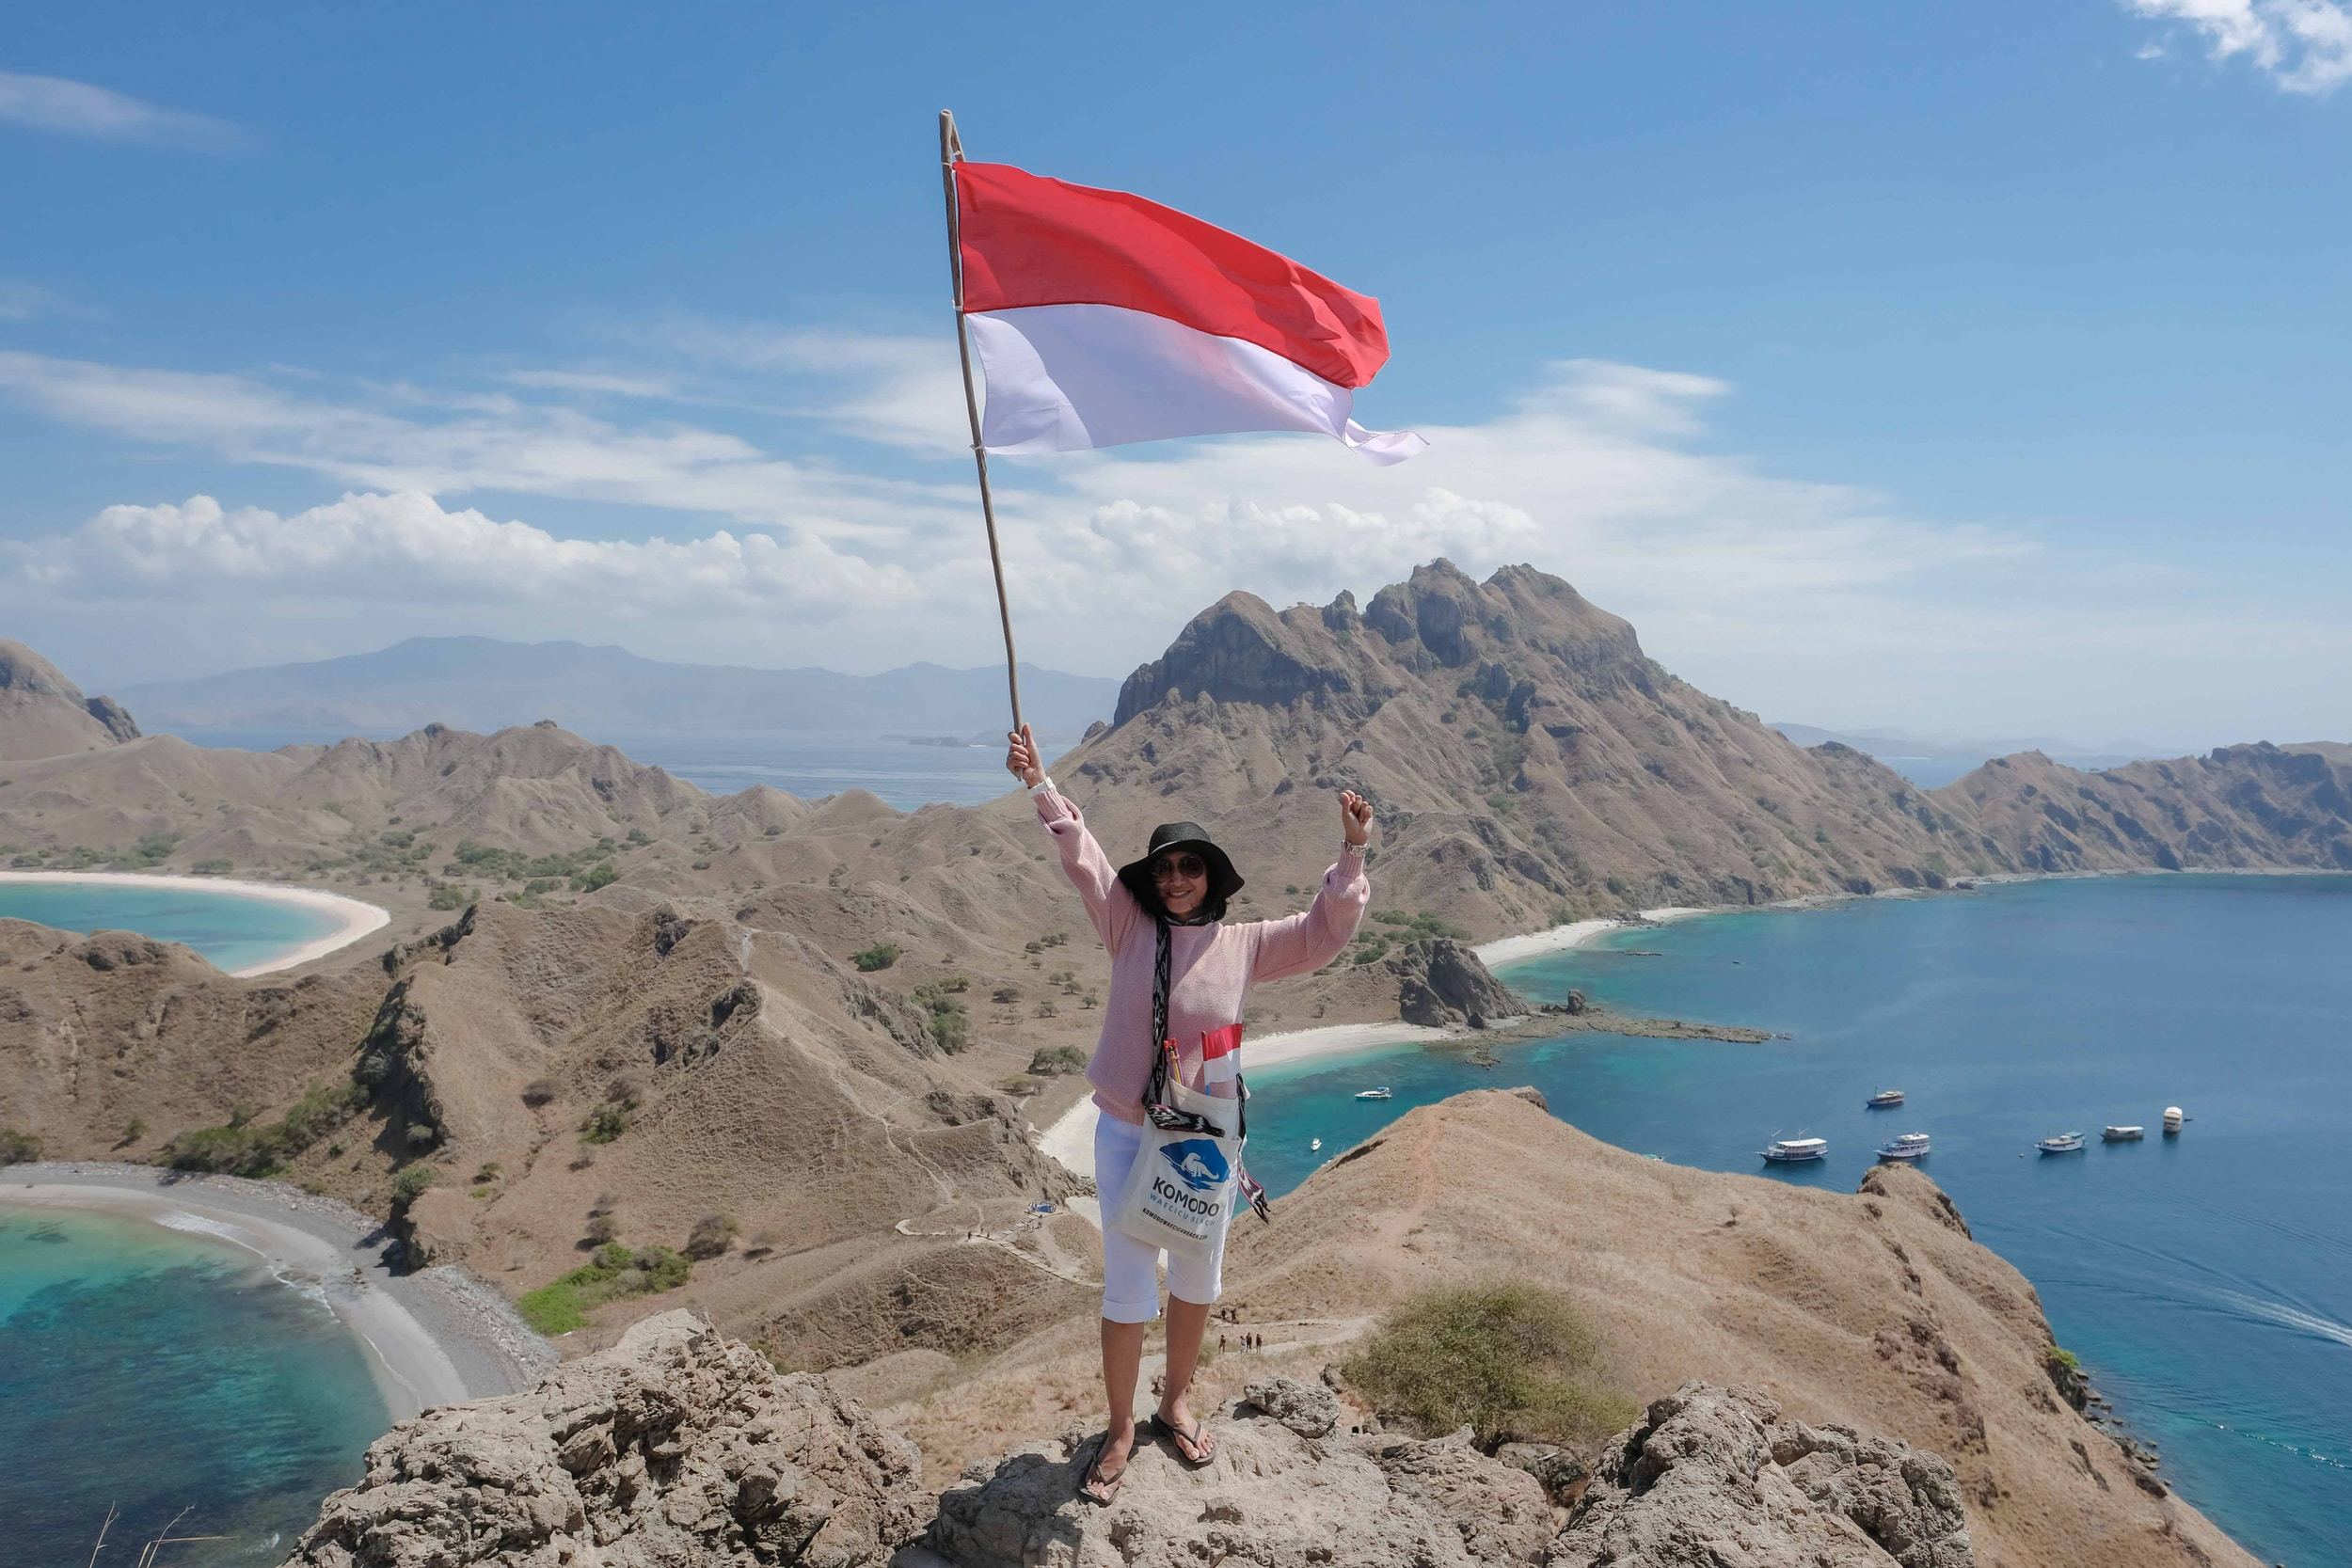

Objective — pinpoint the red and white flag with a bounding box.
[953,161,1425,464]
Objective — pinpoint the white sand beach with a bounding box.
[1472,904,1709,967]
[1,1164,551,1421]
[0,870,389,976]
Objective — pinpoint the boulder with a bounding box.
[1550,1382,1972,1568]
[1387,938,1525,1029]
[280,1309,925,1568]
[1239,1375,1341,1438]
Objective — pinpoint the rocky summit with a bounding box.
[0,637,140,761]
[279,1309,927,1568]
[277,1317,1980,1568]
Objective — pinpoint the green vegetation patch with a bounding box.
[516,1243,692,1335]
[910,979,971,1052]
[161,1081,366,1178]
[1027,1045,1088,1076]
[851,942,901,973]
[1343,1281,1636,1451]
[0,1127,41,1164]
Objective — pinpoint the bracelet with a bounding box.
[1341,839,1367,853]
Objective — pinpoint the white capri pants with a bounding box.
[1094,1112,1226,1323]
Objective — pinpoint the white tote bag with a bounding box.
[1107,1052,1242,1270]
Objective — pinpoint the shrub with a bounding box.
[160,1081,365,1178]
[387,1164,436,1214]
[2047,1345,2080,1373]
[583,1212,620,1245]
[992,985,1022,1005]
[1342,1282,1634,1451]
[428,883,474,911]
[0,1127,40,1164]
[581,1103,629,1144]
[850,942,900,973]
[685,1212,739,1259]
[1027,1045,1088,1076]
[192,858,232,875]
[520,1078,558,1106]
[472,1162,502,1184]
[516,1243,692,1336]
[573,860,619,893]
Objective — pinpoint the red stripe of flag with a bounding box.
[955,162,1392,390]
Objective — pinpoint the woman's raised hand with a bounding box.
[1005,723,1045,788]
[1340,788,1374,847]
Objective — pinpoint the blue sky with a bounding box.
[3,1,2347,748]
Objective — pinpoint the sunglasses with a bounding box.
[1151,853,1208,883]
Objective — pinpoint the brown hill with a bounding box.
[0,638,139,761]
[1942,742,2352,874]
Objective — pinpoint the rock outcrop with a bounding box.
[921,1382,1553,1567]
[280,1309,926,1568]
[1554,1382,1973,1567]
[1386,937,1525,1028]
[0,637,139,760]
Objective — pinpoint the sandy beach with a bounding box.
[1,1164,552,1422]
[1472,904,1709,967]
[0,869,389,977]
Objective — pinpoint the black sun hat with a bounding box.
[1117,821,1246,910]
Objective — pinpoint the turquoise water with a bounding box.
[1247,876,2352,1566]
[0,1205,389,1564]
[0,879,344,973]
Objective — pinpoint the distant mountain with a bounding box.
[1770,721,2155,787]
[0,639,140,762]
[116,638,1117,740]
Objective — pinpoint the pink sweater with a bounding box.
[1034,784,1372,1125]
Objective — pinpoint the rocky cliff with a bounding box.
[280,1308,928,1567]
[0,637,139,761]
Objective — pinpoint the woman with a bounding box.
[1005,722,1373,1502]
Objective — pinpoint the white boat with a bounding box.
[1892,1132,1931,1148]
[2102,1125,2145,1143]
[2038,1132,2087,1154]
[1875,1140,1928,1162]
[1310,1137,1322,1152]
[1761,1136,1829,1164]
[1867,1088,1905,1108]
[1355,1087,1392,1101]
[2163,1105,2185,1135]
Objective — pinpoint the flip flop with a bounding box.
[1077,1435,1129,1506]
[1152,1411,1216,1467]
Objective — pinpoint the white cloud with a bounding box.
[2,339,2344,743]
[9,492,918,619]
[0,279,95,322]
[2123,0,2352,94]
[0,71,249,150]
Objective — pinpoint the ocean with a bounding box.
[0,1206,389,1565]
[0,879,344,974]
[1246,875,2352,1566]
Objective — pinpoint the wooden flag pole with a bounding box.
[939,109,1025,735]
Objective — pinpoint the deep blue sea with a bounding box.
[1247,875,2352,1566]
[0,1206,389,1565]
[0,880,343,974]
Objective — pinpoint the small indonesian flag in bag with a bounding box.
[1200,1022,1243,1087]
